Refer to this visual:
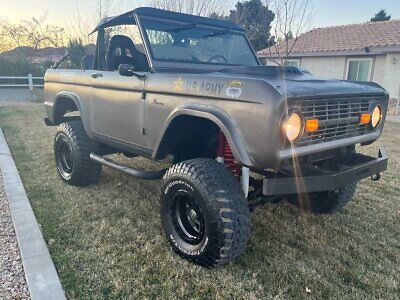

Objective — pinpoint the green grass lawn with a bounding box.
[0,104,399,299]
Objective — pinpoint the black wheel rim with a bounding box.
[57,139,73,178]
[171,190,205,245]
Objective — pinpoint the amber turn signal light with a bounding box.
[305,119,319,132]
[360,113,371,125]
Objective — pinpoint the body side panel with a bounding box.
[91,71,146,145]
[144,72,273,167]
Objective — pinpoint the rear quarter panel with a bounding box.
[45,69,94,135]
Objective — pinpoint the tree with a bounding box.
[144,0,229,17]
[0,56,45,76]
[66,0,122,45]
[227,0,275,51]
[67,39,86,68]
[268,0,313,65]
[0,31,13,53]
[370,10,391,22]
[209,12,226,20]
[96,0,114,21]
[0,14,64,56]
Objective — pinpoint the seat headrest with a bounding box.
[106,34,149,72]
[108,35,136,51]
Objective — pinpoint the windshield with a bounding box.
[140,18,259,67]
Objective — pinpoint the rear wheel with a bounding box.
[54,121,102,187]
[160,158,250,267]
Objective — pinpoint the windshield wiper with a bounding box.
[167,23,197,32]
[202,28,232,38]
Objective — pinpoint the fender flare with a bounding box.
[152,103,254,167]
[54,91,84,118]
[53,91,93,138]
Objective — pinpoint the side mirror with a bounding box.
[118,64,146,79]
[118,64,135,77]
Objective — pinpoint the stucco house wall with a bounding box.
[265,57,348,80]
[372,55,386,89]
[299,56,347,80]
[298,54,400,99]
[383,53,400,99]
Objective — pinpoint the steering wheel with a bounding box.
[207,55,228,63]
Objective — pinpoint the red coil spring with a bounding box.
[217,132,241,178]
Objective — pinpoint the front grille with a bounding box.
[292,98,374,146]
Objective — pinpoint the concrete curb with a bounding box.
[0,128,66,300]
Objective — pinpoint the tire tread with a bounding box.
[161,158,250,267]
[55,121,101,187]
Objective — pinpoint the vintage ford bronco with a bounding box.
[44,7,388,267]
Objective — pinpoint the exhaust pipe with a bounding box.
[90,153,167,180]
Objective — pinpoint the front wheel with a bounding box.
[160,158,250,267]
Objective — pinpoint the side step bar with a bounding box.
[90,153,167,180]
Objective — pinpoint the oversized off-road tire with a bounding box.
[288,183,357,214]
[54,121,102,187]
[160,158,250,267]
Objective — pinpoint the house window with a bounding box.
[285,59,300,67]
[346,59,372,81]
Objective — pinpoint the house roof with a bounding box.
[258,19,400,57]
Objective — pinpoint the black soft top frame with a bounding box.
[90,7,244,34]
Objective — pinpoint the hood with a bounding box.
[214,66,387,99]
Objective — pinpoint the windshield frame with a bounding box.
[136,15,260,70]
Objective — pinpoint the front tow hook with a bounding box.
[371,173,381,181]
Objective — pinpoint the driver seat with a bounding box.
[106,35,149,72]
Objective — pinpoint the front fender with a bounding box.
[152,103,255,167]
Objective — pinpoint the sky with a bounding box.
[1,0,400,30]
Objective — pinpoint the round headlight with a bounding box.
[283,112,303,142]
[371,105,382,128]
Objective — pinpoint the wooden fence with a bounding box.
[0,75,44,91]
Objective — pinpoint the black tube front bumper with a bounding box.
[263,148,388,196]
